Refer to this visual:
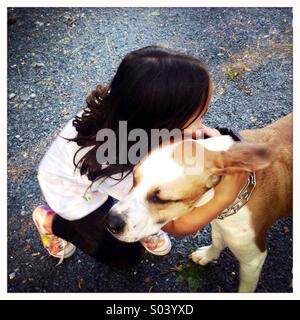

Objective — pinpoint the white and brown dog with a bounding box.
[106,113,292,292]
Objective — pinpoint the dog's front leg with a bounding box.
[234,248,267,293]
[191,221,225,265]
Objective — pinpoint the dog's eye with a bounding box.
[150,194,171,205]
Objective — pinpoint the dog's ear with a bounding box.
[218,142,273,174]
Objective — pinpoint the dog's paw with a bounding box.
[190,245,219,266]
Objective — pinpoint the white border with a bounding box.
[1,0,299,300]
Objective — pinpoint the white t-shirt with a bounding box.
[38,117,133,221]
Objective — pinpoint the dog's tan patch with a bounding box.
[240,114,292,251]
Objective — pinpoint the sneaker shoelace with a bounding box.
[56,238,66,266]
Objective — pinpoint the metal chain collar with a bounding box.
[217,172,256,220]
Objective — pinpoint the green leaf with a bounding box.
[175,275,185,284]
[174,261,207,292]
[187,276,202,292]
[225,67,239,81]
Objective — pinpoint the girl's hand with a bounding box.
[184,124,220,140]
[202,124,221,137]
[213,172,249,207]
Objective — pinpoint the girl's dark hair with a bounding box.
[69,45,210,182]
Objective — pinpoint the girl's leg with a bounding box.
[32,205,76,262]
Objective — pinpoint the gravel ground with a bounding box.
[7,7,293,293]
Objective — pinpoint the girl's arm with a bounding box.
[162,172,248,236]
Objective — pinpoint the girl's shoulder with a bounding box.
[38,114,134,203]
[38,117,83,176]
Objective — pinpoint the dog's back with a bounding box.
[241,113,292,146]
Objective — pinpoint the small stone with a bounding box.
[133,271,137,275]
[20,210,26,216]
[15,135,20,139]
[23,152,27,158]
[231,272,236,275]
[62,108,69,116]
[31,252,40,256]
[31,62,45,68]
[27,104,32,109]
[78,278,84,289]
[21,95,30,102]
[35,21,44,27]
[9,93,16,100]
[9,272,16,280]
[63,15,76,25]
[148,11,160,16]
[11,64,17,68]
[30,93,36,99]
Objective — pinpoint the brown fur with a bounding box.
[240,114,292,250]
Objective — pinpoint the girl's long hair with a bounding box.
[69,45,210,182]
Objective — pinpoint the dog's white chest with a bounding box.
[212,205,256,250]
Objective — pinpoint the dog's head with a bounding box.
[105,136,272,242]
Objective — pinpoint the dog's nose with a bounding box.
[105,213,126,234]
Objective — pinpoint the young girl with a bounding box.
[33,45,246,265]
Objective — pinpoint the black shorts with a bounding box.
[52,196,142,267]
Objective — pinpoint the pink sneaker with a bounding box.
[141,230,172,256]
[32,205,76,264]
